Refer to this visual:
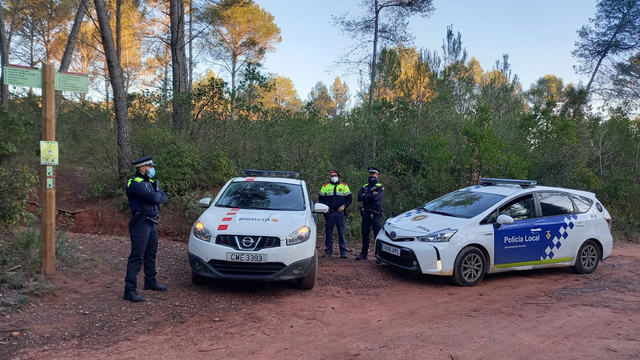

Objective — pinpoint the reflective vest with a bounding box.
[320,182,351,197]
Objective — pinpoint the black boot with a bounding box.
[143,282,167,291]
[123,291,146,302]
[355,253,368,260]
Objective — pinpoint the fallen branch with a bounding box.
[7,265,21,272]
[28,201,92,215]
[198,346,229,352]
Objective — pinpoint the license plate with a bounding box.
[381,243,401,256]
[226,253,267,263]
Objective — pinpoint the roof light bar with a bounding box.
[479,178,537,188]
[242,169,300,179]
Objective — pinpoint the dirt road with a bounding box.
[2,234,640,360]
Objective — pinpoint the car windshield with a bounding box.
[422,190,506,219]
[216,181,305,211]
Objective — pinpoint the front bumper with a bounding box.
[189,252,315,281]
[375,232,457,276]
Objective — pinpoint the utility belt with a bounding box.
[132,211,159,224]
[360,207,382,216]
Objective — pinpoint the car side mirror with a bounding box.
[497,214,514,225]
[313,203,329,213]
[198,198,212,208]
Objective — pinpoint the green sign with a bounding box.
[55,72,89,93]
[46,166,53,176]
[3,65,41,88]
[46,178,54,189]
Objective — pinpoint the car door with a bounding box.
[535,191,585,265]
[489,193,542,268]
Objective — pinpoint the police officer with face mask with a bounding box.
[356,167,385,260]
[124,156,169,302]
[319,169,352,259]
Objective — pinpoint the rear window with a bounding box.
[216,181,305,211]
[539,192,574,216]
[570,194,593,213]
[422,190,506,219]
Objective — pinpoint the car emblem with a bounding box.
[390,231,396,239]
[241,237,255,247]
[412,215,428,221]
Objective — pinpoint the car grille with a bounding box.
[215,235,281,250]
[375,241,420,271]
[208,260,286,276]
[384,230,414,242]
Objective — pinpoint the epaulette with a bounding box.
[340,182,347,186]
[323,183,329,186]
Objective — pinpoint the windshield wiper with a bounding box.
[428,210,460,218]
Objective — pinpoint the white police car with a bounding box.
[188,170,329,289]
[375,178,613,286]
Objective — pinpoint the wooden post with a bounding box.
[42,62,56,276]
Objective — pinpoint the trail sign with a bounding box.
[40,141,59,165]
[3,64,41,88]
[55,71,89,93]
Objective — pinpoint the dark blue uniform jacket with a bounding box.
[126,172,168,217]
[357,182,385,211]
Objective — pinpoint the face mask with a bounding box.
[330,176,339,183]
[147,168,156,178]
[368,176,377,184]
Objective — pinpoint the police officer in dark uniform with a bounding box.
[356,167,385,260]
[124,156,169,302]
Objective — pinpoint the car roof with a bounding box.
[463,184,596,198]
[230,177,303,185]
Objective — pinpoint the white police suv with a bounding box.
[188,170,329,289]
[375,178,613,286]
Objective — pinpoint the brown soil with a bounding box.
[2,171,639,359]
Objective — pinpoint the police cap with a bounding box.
[132,156,156,168]
[330,169,341,177]
[368,166,380,174]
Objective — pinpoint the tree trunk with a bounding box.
[230,56,236,120]
[188,0,193,92]
[0,9,9,107]
[55,0,88,117]
[367,0,380,108]
[170,0,190,130]
[116,0,122,64]
[94,0,131,183]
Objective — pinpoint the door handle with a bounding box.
[574,221,585,227]
[530,228,542,232]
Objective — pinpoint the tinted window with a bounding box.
[483,194,536,223]
[216,181,305,211]
[539,192,574,216]
[570,194,593,213]
[422,191,506,219]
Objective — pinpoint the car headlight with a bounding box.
[286,226,311,245]
[417,228,457,242]
[192,221,212,242]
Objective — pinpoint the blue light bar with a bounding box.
[242,169,300,179]
[479,178,537,188]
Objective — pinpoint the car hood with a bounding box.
[385,209,467,237]
[200,207,308,235]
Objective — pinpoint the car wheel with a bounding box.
[452,246,486,287]
[571,240,600,274]
[296,253,318,290]
[191,271,208,285]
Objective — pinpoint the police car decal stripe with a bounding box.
[226,212,237,216]
[232,208,240,211]
[218,224,228,231]
[494,257,574,269]
[246,178,255,181]
[222,217,232,221]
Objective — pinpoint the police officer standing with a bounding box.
[124,156,169,302]
[356,167,385,260]
[319,169,352,259]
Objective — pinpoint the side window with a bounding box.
[538,192,574,216]
[481,194,535,224]
[570,194,593,213]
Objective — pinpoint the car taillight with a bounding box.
[605,217,611,229]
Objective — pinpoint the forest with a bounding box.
[1,0,640,241]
